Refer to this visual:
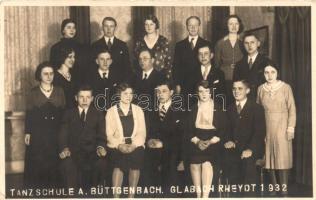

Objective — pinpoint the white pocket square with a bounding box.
[120,51,123,54]
[176,120,180,123]
[213,80,219,84]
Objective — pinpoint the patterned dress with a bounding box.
[257,81,296,169]
[134,35,172,79]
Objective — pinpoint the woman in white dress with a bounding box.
[257,63,296,197]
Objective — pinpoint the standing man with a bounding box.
[223,80,266,197]
[87,50,122,111]
[192,44,226,106]
[130,48,165,111]
[233,33,270,98]
[91,17,131,82]
[173,16,212,107]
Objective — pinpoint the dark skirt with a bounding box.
[109,146,144,171]
[189,128,220,164]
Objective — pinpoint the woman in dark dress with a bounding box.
[50,18,87,85]
[53,47,77,108]
[186,80,227,198]
[134,14,172,79]
[24,62,65,188]
[106,83,146,198]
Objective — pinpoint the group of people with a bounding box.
[23,14,296,198]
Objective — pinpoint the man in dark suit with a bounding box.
[233,33,270,98]
[224,80,266,197]
[59,85,107,191]
[145,81,184,196]
[90,17,131,82]
[173,16,212,105]
[190,44,226,107]
[87,50,122,111]
[131,48,165,112]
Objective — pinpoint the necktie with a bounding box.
[143,73,148,80]
[159,105,167,121]
[203,66,209,80]
[80,109,86,123]
[249,57,253,69]
[107,39,112,50]
[103,72,107,79]
[237,103,242,114]
[190,38,195,49]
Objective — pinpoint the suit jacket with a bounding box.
[90,37,131,82]
[106,104,146,148]
[173,36,212,94]
[59,106,106,162]
[233,53,270,97]
[148,102,184,153]
[225,99,266,159]
[130,69,165,110]
[87,67,123,109]
[192,65,226,105]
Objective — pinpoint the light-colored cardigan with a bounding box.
[106,104,146,149]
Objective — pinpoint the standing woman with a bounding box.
[50,18,87,85]
[214,15,245,105]
[53,47,77,108]
[186,80,226,198]
[24,62,65,188]
[257,63,296,197]
[106,83,146,198]
[134,14,172,79]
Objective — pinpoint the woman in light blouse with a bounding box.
[106,83,146,198]
[257,63,296,197]
[185,80,227,198]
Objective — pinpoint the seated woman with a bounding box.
[53,46,77,108]
[24,61,65,189]
[185,80,227,198]
[134,14,172,79]
[106,83,146,198]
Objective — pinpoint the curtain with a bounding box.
[70,6,90,44]
[4,7,70,112]
[211,7,230,44]
[132,6,154,40]
[274,7,312,186]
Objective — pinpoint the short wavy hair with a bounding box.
[35,61,54,81]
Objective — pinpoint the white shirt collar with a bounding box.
[98,68,109,78]
[159,100,172,111]
[78,106,89,116]
[248,51,259,63]
[201,64,212,76]
[236,98,247,109]
[142,68,154,79]
[188,35,198,46]
[104,36,114,44]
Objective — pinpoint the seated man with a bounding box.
[144,81,184,197]
[223,80,265,197]
[59,85,107,190]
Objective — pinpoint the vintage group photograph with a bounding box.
[2,2,313,199]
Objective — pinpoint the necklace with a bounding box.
[40,84,53,93]
[58,70,71,81]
